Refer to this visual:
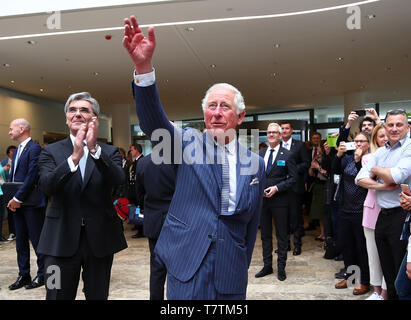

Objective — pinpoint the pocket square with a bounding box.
[250,177,259,185]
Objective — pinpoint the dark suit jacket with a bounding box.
[135,153,176,239]
[37,137,127,258]
[127,155,144,206]
[9,139,46,208]
[286,139,310,194]
[260,147,297,207]
[132,81,265,295]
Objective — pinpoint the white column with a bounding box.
[110,104,131,150]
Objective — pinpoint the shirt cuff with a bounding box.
[67,156,78,172]
[13,197,22,203]
[133,68,155,87]
[89,144,101,159]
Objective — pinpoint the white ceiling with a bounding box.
[1,0,410,125]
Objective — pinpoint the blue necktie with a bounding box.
[79,143,87,180]
[266,149,274,173]
[12,144,22,181]
[220,146,230,214]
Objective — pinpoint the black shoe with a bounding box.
[0,236,8,242]
[9,275,32,290]
[132,233,144,239]
[293,247,301,256]
[277,269,287,281]
[275,243,291,254]
[334,268,347,279]
[25,276,44,289]
[255,266,273,278]
[334,253,344,261]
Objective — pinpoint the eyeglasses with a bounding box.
[267,131,280,135]
[354,140,368,144]
[67,106,92,116]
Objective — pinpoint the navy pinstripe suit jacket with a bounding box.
[132,82,265,295]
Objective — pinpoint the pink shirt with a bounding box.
[361,153,381,229]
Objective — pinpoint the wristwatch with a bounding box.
[89,144,99,154]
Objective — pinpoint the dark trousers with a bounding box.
[166,242,245,300]
[375,209,408,300]
[44,228,114,300]
[339,211,370,285]
[14,206,45,278]
[7,208,15,235]
[260,204,288,270]
[395,251,411,300]
[288,191,304,248]
[148,237,167,300]
[0,195,4,238]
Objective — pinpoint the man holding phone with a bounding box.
[337,108,380,146]
[356,108,411,299]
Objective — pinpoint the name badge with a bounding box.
[277,160,286,166]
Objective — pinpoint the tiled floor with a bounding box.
[0,221,367,300]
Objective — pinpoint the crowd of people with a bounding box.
[0,15,410,301]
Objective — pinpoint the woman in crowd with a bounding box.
[308,140,328,242]
[362,123,388,300]
[333,132,371,295]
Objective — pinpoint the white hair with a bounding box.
[201,83,245,114]
[268,122,282,134]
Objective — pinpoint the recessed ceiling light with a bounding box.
[210,64,216,68]
[270,72,277,77]
[10,80,15,84]
[185,27,195,32]
[27,40,37,45]
[385,66,392,71]
[366,14,376,19]
[3,63,11,67]
[40,88,44,92]
[336,57,344,61]
[93,72,99,76]
[273,43,280,48]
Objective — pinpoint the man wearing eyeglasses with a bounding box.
[356,108,411,300]
[37,92,127,300]
[255,123,297,281]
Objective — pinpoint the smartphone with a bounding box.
[401,184,411,195]
[345,142,357,151]
[353,109,366,117]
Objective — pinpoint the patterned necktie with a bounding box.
[266,149,274,173]
[220,146,230,214]
[12,144,22,182]
[79,143,87,180]
[283,142,288,150]
[313,147,318,160]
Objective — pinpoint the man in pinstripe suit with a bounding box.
[123,16,265,300]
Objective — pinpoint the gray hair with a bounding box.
[64,92,100,116]
[13,118,31,132]
[268,122,282,134]
[201,83,245,115]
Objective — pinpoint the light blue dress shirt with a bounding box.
[355,135,411,209]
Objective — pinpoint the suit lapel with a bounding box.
[205,133,222,191]
[235,143,248,210]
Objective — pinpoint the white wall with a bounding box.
[0,88,111,159]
